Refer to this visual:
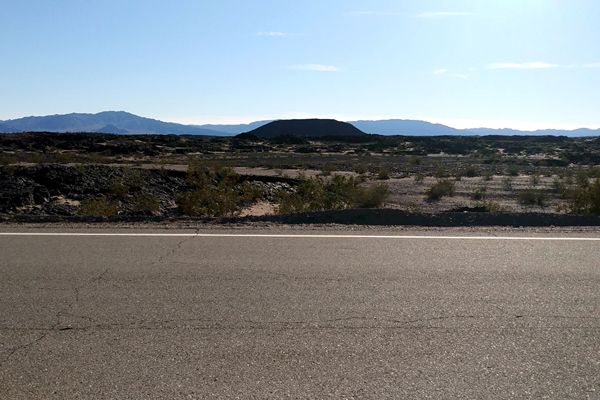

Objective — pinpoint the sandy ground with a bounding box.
[11,163,566,216]
[238,201,276,217]
[379,175,564,214]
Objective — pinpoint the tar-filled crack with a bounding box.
[157,228,200,264]
[2,231,204,365]
[3,314,599,338]
[0,330,54,367]
[1,267,111,366]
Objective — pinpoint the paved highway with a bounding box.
[1,228,600,399]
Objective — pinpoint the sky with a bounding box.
[2,0,600,130]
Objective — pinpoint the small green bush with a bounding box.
[355,184,390,208]
[277,175,389,214]
[413,173,425,184]
[502,176,513,191]
[563,171,574,185]
[354,164,368,175]
[79,197,119,217]
[109,178,128,200]
[377,168,391,180]
[518,189,547,207]
[471,186,487,201]
[552,177,566,194]
[435,166,449,179]
[131,193,161,215]
[409,157,422,166]
[177,160,244,217]
[123,168,149,190]
[506,166,520,177]
[426,180,455,201]
[567,179,600,215]
[479,200,504,213]
[463,166,480,178]
[177,187,239,217]
[240,182,264,202]
[320,163,335,176]
[575,169,589,187]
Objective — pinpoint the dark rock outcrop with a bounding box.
[240,119,367,139]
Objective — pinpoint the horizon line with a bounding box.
[2,111,600,132]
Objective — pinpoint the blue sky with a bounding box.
[2,0,600,129]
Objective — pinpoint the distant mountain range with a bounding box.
[193,120,273,135]
[1,111,599,137]
[0,111,222,136]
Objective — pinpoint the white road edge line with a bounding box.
[0,233,600,241]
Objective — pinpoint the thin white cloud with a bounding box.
[256,31,300,37]
[583,63,600,68]
[290,64,341,72]
[433,68,448,75]
[487,62,573,70]
[416,11,473,18]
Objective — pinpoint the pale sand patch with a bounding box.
[239,201,277,217]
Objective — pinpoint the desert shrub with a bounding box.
[109,178,128,199]
[530,174,541,186]
[552,177,566,194]
[177,187,238,217]
[506,166,519,177]
[355,184,389,208]
[54,152,77,164]
[502,176,513,191]
[0,155,14,166]
[518,189,547,207]
[463,166,480,177]
[131,193,160,215]
[589,166,600,179]
[79,197,119,217]
[377,168,391,180]
[320,163,335,176]
[177,160,243,217]
[471,186,487,201]
[575,168,590,187]
[566,179,600,215]
[426,180,455,201]
[186,160,233,187]
[479,200,504,213]
[435,166,449,179]
[277,175,389,213]
[563,170,574,185]
[354,164,368,175]
[240,181,264,202]
[123,168,149,190]
[413,173,425,184]
[409,157,422,166]
[482,171,493,181]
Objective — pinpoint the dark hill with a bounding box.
[242,119,367,138]
[96,124,129,134]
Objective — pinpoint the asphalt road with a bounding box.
[2,228,600,399]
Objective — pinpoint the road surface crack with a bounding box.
[0,323,58,367]
[157,228,199,264]
[1,267,113,365]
